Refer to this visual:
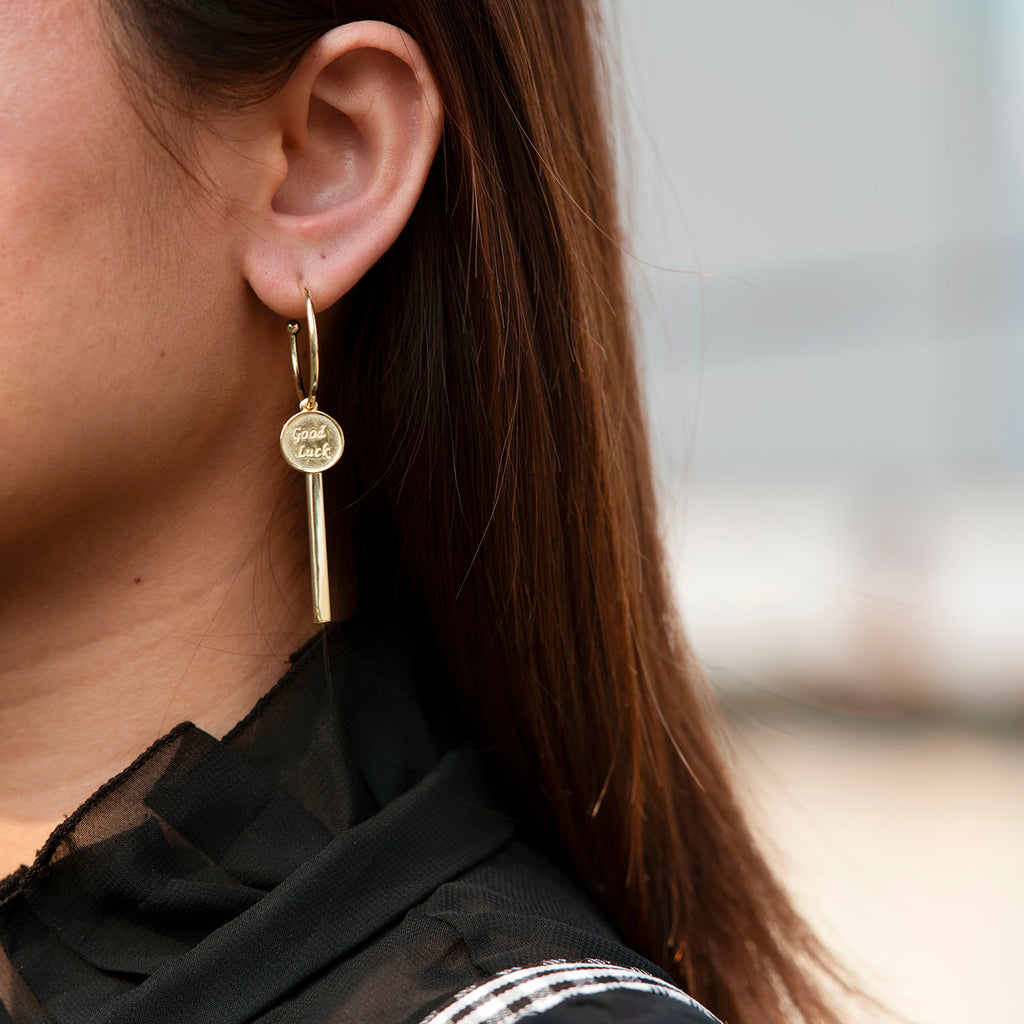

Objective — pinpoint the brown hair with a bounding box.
[107,2,851,1021]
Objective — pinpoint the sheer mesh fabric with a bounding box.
[0,615,714,1024]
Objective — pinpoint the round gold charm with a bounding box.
[280,409,344,473]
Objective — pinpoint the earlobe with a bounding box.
[241,21,443,317]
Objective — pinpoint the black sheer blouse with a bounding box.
[0,614,719,1024]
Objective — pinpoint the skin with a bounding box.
[0,0,443,873]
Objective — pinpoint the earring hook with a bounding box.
[287,284,319,410]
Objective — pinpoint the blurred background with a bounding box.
[609,2,1023,1022]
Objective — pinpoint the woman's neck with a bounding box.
[0,456,356,877]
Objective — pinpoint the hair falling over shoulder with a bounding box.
[107,1,855,1020]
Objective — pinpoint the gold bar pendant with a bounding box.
[306,472,331,623]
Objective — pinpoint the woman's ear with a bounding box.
[239,21,443,317]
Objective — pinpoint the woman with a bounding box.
[0,1,850,1022]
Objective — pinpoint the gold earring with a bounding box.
[279,285,345,623]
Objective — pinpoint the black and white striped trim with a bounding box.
[419,960,723,1024]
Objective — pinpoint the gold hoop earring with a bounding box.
[279,285,345,623]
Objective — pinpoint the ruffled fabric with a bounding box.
[0,614,514,1024]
